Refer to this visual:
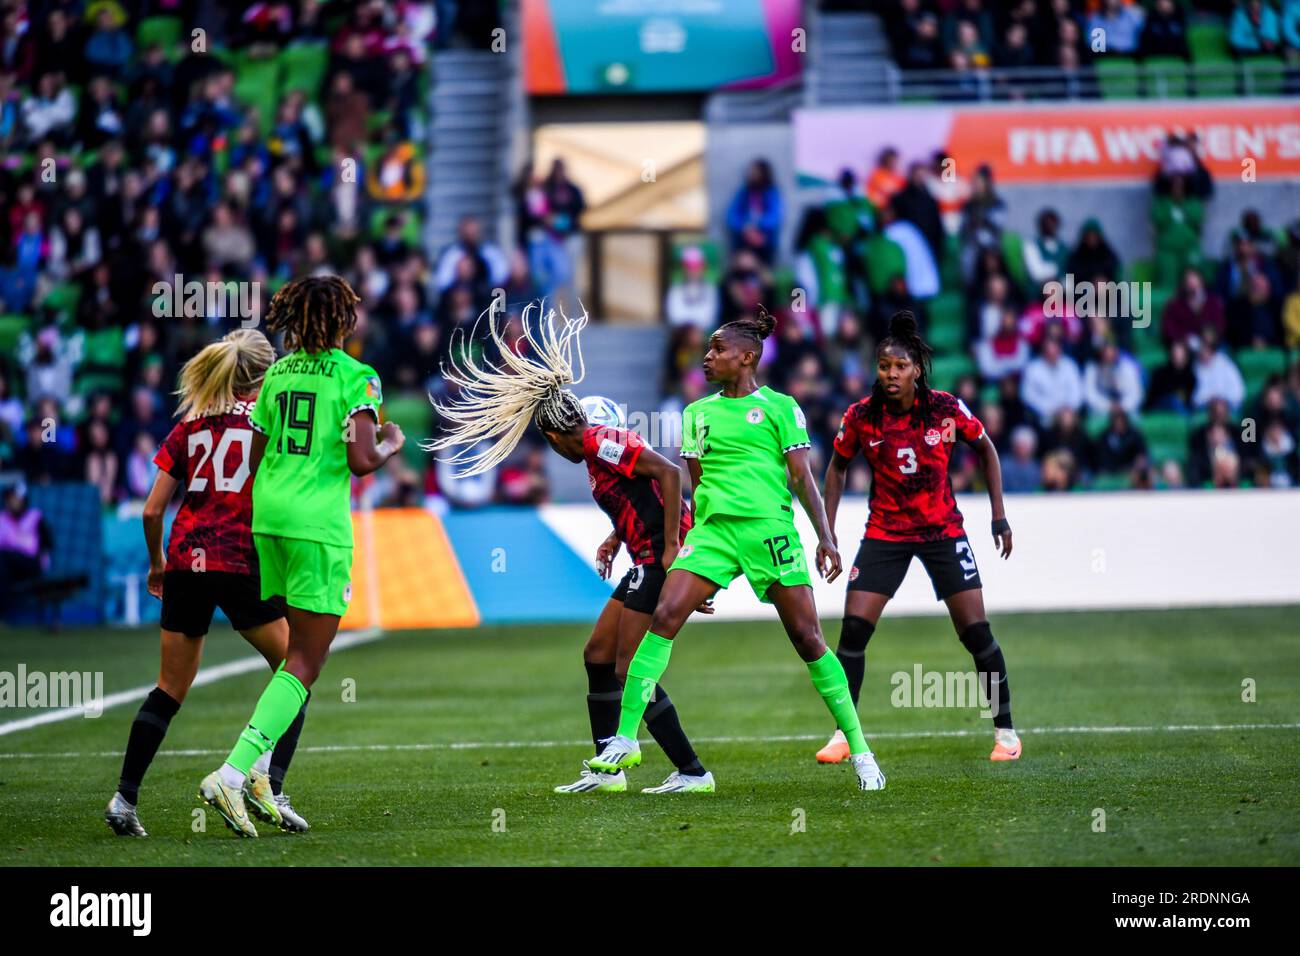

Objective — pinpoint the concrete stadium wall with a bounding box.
[540,490,1300,620]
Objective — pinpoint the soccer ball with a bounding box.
[581,395,626,429]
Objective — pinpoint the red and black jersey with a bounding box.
[153,399,260,575]
[583,425,692,565]
[833,389,985,543]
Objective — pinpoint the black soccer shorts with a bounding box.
[847,535,983,601]
[611,563,667,615]
[160,570,286,638]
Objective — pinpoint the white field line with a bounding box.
[0,627,384,738]
[1,721,1297,760]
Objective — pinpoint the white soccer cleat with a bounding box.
[104,791,148,837]
[273,792,311,831]
[589,735,642,773]
[851,751,887,791]
[554,762,628,794]
[243,768,283,828]
[641,770,716,794]
[198,770,258,838]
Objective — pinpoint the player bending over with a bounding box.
[106,331,310,836]
[589,309,887,792]
[818,310,1020,765]
[425,304,715,793]
[197,277,405,837]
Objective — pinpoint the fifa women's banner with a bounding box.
[523,0,802,94]
[794,100,1300,186]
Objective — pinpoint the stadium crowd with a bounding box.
[876,0,1300,73]
[0,0,516,511]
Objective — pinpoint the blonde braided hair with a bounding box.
[422,300,589,477]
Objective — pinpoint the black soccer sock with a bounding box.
[960,621,1013,730]
[836,616,875,706]
[117,687,181,806]
[644,684,706,776]
[585,660,621,752]
[269,690,311,796]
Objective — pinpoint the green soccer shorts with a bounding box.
[254,533,354,617]
[670,514,812,603]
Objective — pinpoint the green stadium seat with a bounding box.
[1188,21,1234,97]
[1088,472,1132,491]
[0,314,30,352]
[940,233,963,292]
[1000,230,1029,292]
[1143,56,1190,98]
[1236,347,1288,398]
[136,15,182,54]
[382,394,434,472]
[928,290,963,330]
[928,315,964,355]
[231,52,281,135]
[928,354,975,392]
[862,235,906,296]
[1242,56,1286,96]
[771,265,796,302]
[1127,257,1155,285]
[369,207,422,244]
[1095,58,1140,99]
[41,282,81,321]
[1141,411,1191,465]
[1188,21,1230,63]
[279,42,330,98]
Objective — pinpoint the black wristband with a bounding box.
[991,518,1011,537]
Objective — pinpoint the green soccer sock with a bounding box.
[807,650,870,755]
[226,665,309,774]
[615,633,674,740]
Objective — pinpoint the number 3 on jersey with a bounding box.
[897,446,917,474]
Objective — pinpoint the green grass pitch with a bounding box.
[1,606,1297,866]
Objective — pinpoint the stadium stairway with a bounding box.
[546,323,669,503]
[425,49,515,253]
[806,9,894,106]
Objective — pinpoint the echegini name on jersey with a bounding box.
[269,357,340,378]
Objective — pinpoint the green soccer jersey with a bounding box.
[249,348,382,548]
[679,385,810,524]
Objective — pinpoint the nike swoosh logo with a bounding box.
[834,695,848,705]
[869,440,885,447]
[964,571,977,580]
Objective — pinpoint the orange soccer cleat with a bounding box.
[990,730,1022,761]
[816,729,851,764]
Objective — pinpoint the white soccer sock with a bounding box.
[252,751,272,776]
[995,728,1020,747]
[219,763,247,791]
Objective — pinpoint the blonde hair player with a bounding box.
[425,301,717,793]
[106,330,311,836]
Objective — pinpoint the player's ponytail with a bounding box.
[174,329,276,420]
[718,306,776,358]
[423,299,589,477]
[868,310,935,427]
